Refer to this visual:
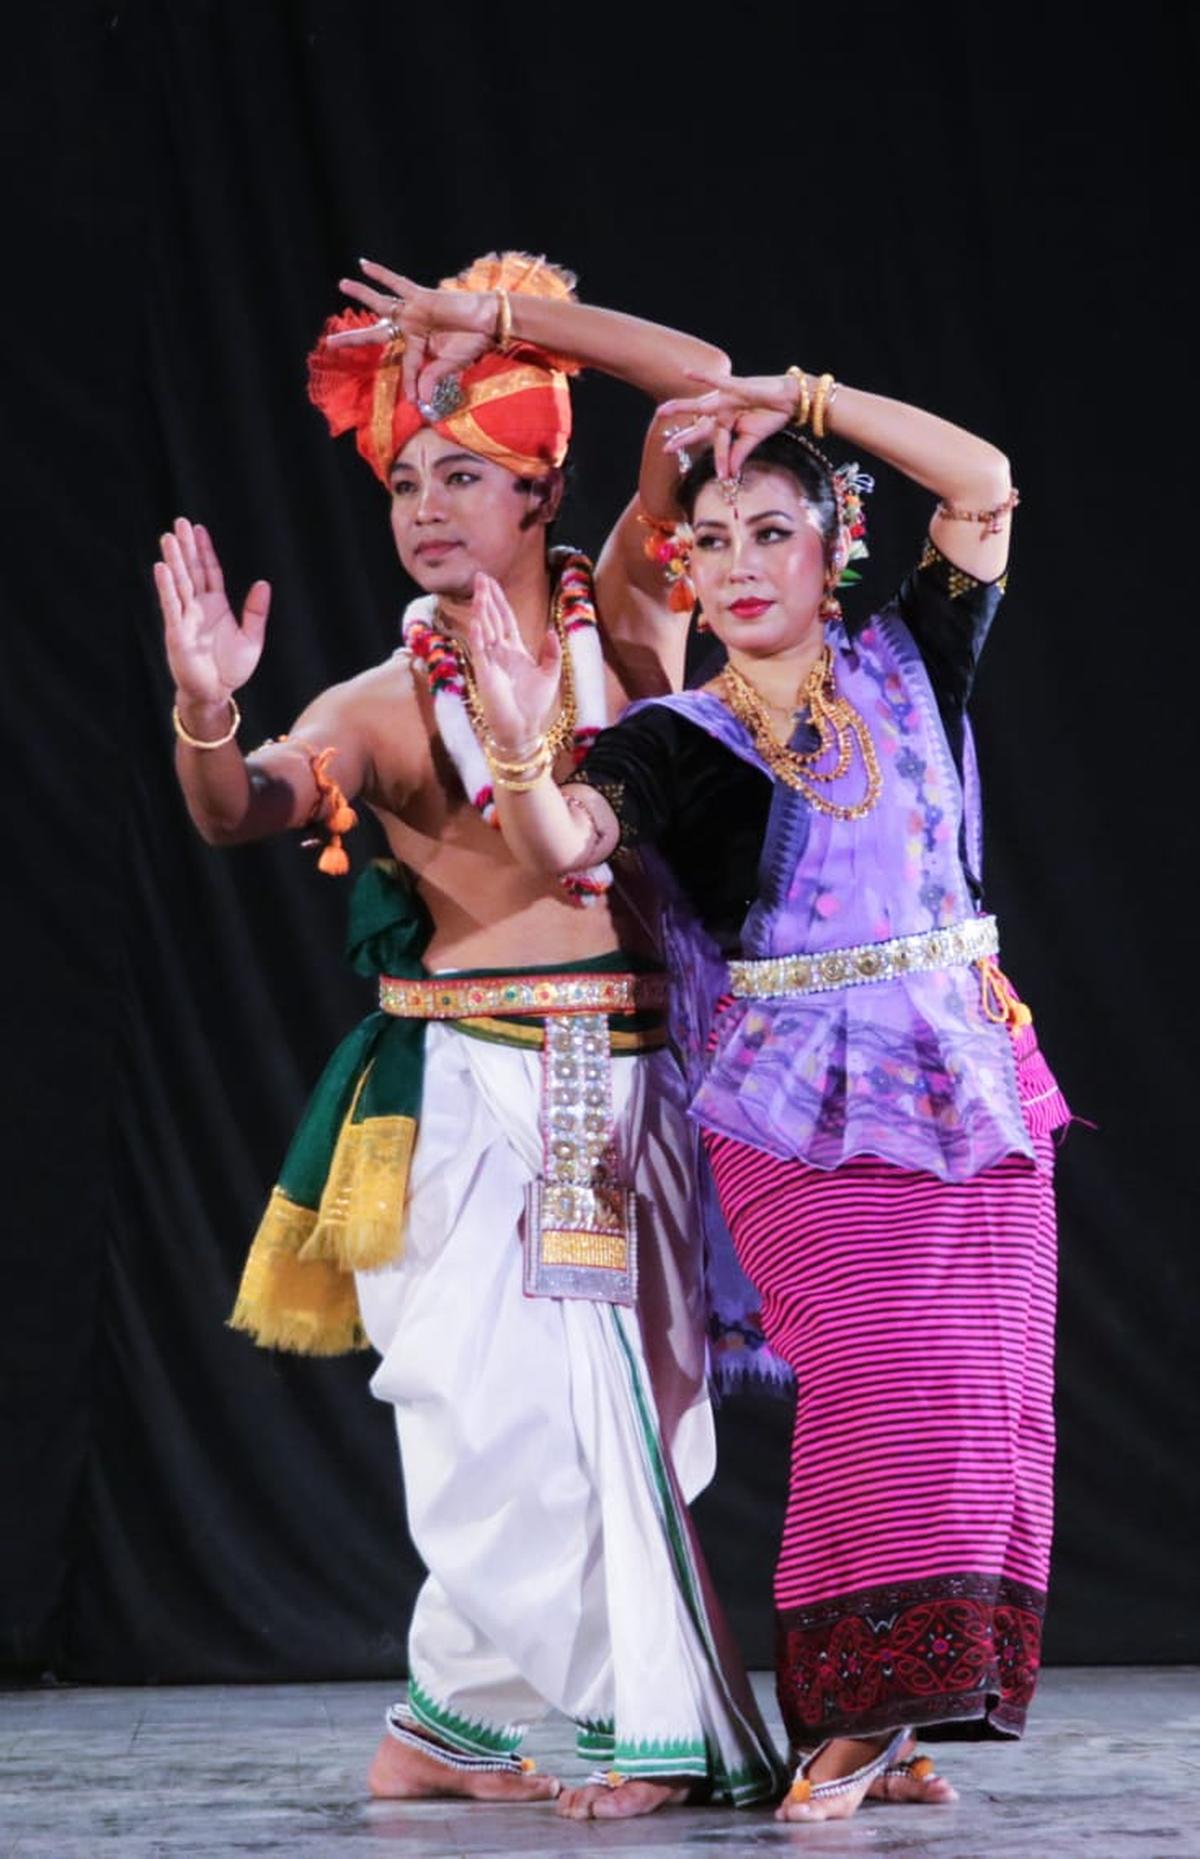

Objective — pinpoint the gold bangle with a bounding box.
[484,731,549,772]
[486,748,549,773]
[489,743,553,790]
[484,733,552,788]
[785,365,811,428]
[493,287,514,351]
[492,764,553,792]
[810,372,836,439]
[172,695,241,749]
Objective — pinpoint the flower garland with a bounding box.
[402,549,613,906]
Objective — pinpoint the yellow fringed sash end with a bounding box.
[230,1189,369,1355]
[230,1106,418,1355]
[298,1111,418,1272]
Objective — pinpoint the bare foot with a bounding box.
[556,1778,697,1820]
[367,1732,559,1803]
[776,1733,892,1824]
[867,1732,958,1805]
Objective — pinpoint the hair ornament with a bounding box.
[832,462,873,584]
[639,512,696,613]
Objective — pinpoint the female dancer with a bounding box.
[462,364,1068,1822]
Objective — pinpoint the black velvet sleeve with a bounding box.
[571,705,773,950]
[893,535,1006,774]
[568,706,680,851]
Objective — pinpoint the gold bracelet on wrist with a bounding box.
[785,365,811,429]
[810,372,837,439]
[489,750,553,791]
[485,732,549,771]
[172,695,241,749]
[484,732,552,789]
[493,287,514,352]
[492,763,553,792]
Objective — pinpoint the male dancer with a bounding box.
[154,255,777,1821]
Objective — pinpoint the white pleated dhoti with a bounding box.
[355,1021,777,1799]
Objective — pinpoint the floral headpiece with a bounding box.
[777,428,873,585]
[639,514,696,612]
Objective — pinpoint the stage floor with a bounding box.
[2,1667,1198,1857]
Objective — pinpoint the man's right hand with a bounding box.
[154,517,271,719]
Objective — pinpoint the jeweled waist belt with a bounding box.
[379,967,668,1312]
[378,970,669,1020]
[728,915,999,1000]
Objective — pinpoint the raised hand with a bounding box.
[659,368,802,478]
[154,518,271,710]
[332,259,493,406]
[466,573,561,753]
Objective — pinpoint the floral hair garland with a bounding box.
[639,514,697,611]
[832,461,873,586]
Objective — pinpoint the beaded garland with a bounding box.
[401,550,612,904]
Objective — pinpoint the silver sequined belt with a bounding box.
[727,915,1000,1000]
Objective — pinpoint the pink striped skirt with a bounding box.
[704,1129,1057,1745]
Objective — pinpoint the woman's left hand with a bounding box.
[658,369,802,477]
[331,259,493,404]
[467,573,562,754]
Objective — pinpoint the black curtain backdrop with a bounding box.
[4,2,1197,1683]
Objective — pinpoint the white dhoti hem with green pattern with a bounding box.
[355,1021,780,1803]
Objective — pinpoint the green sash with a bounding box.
[231,860,431,1355]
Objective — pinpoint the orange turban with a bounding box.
[307,252,579,485]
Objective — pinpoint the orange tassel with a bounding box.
[303,745,358,877]
[979,956,1033,1029]
[317,843,350,876]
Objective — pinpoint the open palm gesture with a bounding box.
[154,518,271,707]
[466,574,561,753]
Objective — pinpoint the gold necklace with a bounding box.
[449,583,577,760]
[720,645,882,820]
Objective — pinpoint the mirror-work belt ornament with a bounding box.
[728,914,999,1000]
[379,968,656,1307]
[525,1013,637,1308]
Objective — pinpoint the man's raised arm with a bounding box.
[156,516,368,847]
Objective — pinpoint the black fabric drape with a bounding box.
[3,1,1196,1680]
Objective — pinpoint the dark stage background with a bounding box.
[4,3,1197,1683]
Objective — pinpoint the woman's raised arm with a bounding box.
[657,367,1016,584]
